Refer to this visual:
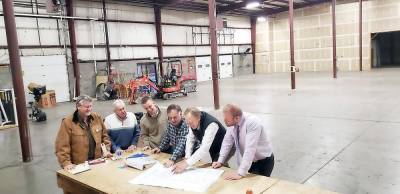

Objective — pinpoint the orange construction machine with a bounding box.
[159,59,197,99]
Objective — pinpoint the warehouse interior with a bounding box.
[0,0,400,194]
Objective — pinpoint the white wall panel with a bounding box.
[162,9,208,25]
[107,22,120,45]
[77,48,106,61]
[116,6,154,21]
[163,46,193,57]
[163,26,190,44]
[0,49,9,64]
[17,29,40,45]
[118,47,135,59]
[129,24,156,44]
[38,18,58,29]
[20,48,64,56]
[234,29,251,43]
[163,46,214,57]
[39,29,60,45]
[75,2,103,18]
[75,21,92,45]
[13,6,35,14]
[222,15,251,28]
[0,27,7,45]
[131,47,158,59]
[75,21,105,45]
[92,22,106,45]
[108,23,156,45]
[193,46,212,56]
[15,17,38,28]
[218,46,237,55]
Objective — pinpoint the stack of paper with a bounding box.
[125,156,157,170]
[67,163,91,175]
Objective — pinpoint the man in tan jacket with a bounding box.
[55,95,112,170]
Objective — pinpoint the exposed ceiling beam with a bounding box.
[217,0,289,14]
[254,0,330,17]
[217,0,251,14]
[155,0,186,7]
[263,2,287,8]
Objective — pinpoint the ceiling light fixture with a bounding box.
[245,1,260,9]
[257,16,267,22]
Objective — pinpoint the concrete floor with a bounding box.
[1,68,400,194]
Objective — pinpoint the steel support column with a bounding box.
[154,6,164,76]
[102,0,112,76]
[66,0,80,96]
[359,0,363,71]
[208,0,220,109]
[2,0,32,162]
[251,16,256,74]
[289,0,296,89]
[332,0,337,78]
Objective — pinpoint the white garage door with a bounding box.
[195,56,212,82]
[219,55,233,79]
[21,55,70,104]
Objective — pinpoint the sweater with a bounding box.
[138,107,168,148]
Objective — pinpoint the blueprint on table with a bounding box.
[129,162,224,192]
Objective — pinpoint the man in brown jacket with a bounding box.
[55,95,112,170]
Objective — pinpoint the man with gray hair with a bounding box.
[104,99,140,153]
[55,95,112,170]
[172,107,226,173]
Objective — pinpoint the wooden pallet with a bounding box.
[0,124,17,130]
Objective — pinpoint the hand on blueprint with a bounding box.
[164,160,174,168]
[151,148,161,154]
[142,146,151,151]
[224,172,242,180]
[171,160,188,174]
[211,162,222,169]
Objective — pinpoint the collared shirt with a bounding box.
[77,112,96,160]
[159,120,189,161]
[217,113,273,176]
[104,112,137,129]
[139,107,167,148]
[185,122,219,166]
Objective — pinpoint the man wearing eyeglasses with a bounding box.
[55,95,112,170]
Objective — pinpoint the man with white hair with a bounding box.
[104,99,140,153]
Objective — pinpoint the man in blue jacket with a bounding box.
[104,99,140,153]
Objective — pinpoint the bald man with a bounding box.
[104,99,140,153]
[212,104,274,180]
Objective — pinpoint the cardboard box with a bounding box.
[39,90,56,108]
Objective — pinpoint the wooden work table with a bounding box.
[57,151,338,194]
